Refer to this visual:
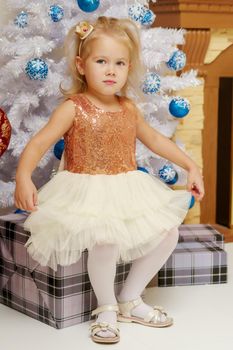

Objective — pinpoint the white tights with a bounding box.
[87,227,179,338]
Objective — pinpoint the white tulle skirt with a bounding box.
[23,169,192,271]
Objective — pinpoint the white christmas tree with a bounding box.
[0,0,200,209]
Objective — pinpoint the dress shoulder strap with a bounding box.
[65,94,86,118]
[121,96,140,119]
[120,96,136,108]
[66,94,83,106]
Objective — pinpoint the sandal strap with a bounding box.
[153,305,165,312]
[91,304,119,316]
[144,306,168,323]
[89,321,120,337]
[117,296,143,316]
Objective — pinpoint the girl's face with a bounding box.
[76,34,131,96]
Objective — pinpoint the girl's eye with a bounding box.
[96,59,106,64]
[117,61,126,66]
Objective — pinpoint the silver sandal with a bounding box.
[117,296,173,327]
[89,304,120,343]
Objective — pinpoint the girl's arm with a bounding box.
[136,110,205,201]
[16,100,75,179]
[14,99,76,211]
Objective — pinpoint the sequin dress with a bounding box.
[23,93,192,271]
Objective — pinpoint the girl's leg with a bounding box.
[87,243,119,338]
[117,226,179,319]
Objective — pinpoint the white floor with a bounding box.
[1,243,233,350]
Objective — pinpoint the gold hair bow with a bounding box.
[75,21,94,56]
[75,21,94,40]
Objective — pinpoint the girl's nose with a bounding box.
[105,66,116,76]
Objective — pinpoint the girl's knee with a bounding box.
[168,226,179,247]
[160,226,179,249]
[90,243,119,260]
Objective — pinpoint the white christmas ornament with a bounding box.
[14,11,28,28]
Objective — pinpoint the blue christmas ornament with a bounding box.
[141,8,155,26]
[137,166,149,174]
[128,4,155,26]
[166,50,186,71]
[49,4,64,22]
[77,0,100,12]
[54,139,64,160]
[14,209,29,214]
[189,195,195,209]
[128,4,144,23]
[158,165,178,185]
[14,11,28,28]
[169,97,190,118]
[141,72,161,95]
[25,58,48,80]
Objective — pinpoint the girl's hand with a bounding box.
[14,176,38,212]
[187,166,205,202]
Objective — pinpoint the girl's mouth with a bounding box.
[103,80,116,85]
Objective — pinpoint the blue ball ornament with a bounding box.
[141,72,161,95]
[128,4,155,26]
[54,139,64,160]
[49,4,64,22]
[137,166,149,174]
[14,11,28,28]
[77,0,100,12]
[25,58,48,81]
[141,8,156,26]
[128,4,145,24]
[189,195,195,209]
[158,165,178,185]
[169,97,190,118]
[166,50,186,71]
[14,209,29,214]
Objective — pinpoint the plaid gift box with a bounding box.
[158,240,227,287]
[0,215,131,329]
[178,224,224,249]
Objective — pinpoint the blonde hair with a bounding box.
[60,16,145,98]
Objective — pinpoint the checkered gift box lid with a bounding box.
[158,240,227,287]
[178,224,224,249]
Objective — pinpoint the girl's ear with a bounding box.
[76,56,85,75]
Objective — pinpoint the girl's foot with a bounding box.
[95,311,118,338]
[117,295,168,322]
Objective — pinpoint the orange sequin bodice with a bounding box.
[63,94,137,175]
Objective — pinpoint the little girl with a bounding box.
[14,16,204,344]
